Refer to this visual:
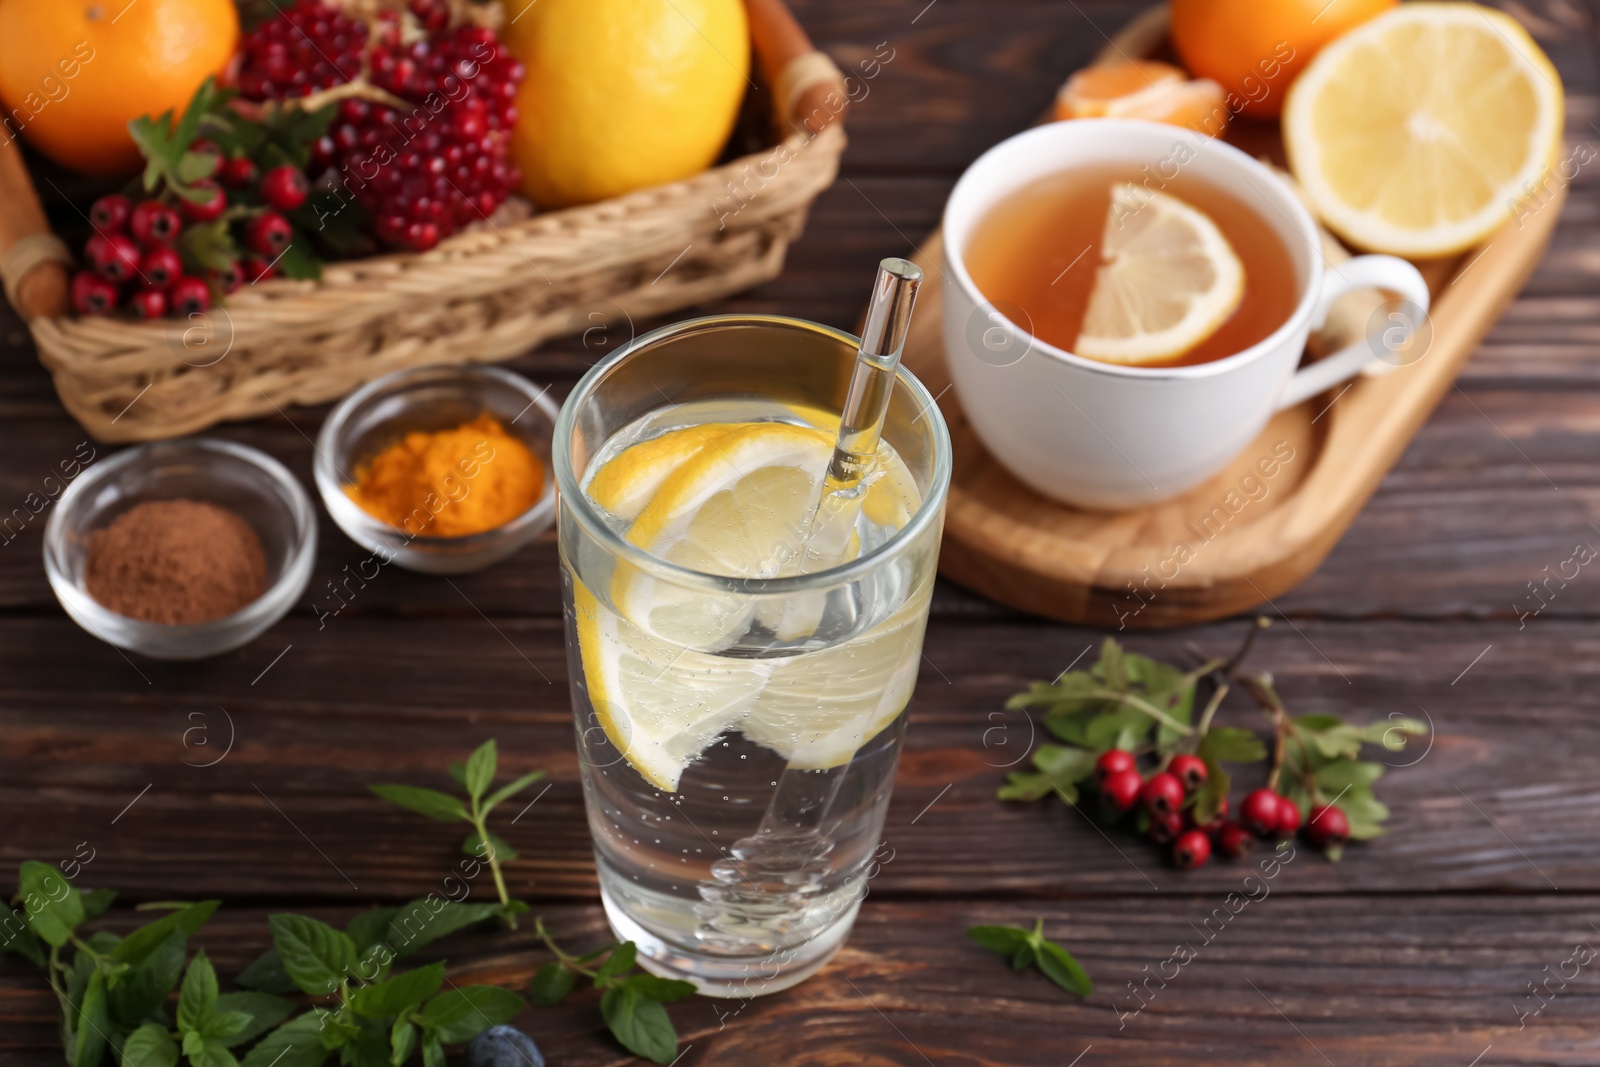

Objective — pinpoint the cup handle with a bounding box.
[1275,255,1432,412]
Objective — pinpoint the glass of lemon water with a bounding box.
[554,313,951,996]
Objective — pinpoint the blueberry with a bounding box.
[466,1026,544,1067]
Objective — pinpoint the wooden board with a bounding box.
[900,6,1568,628]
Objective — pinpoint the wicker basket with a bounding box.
[0,0,848,443]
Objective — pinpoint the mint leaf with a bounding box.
[421,1036,444,1067]
[177,950,219,1034]
[389,1019,416,1067]
[214,992,293,1047]
[368,785,469,823]
[416,985,524,1042]
[72,968,110,1067]
[18,860,84,947]
[192,1047,239,1067]
[594,941,636,984]
[348,962,446,1019]
[82,889,117,919]
[109,927,185,1027]
[600,985,677,1064]
[967,925,1029,954]
[113,902,220,964]
[464,740,497,802]
[234,948,298,995]
[623,973,696,1003]
[529,962,574,1006]
[269,915,356,996]
[345,909,400,952]
[203,1011,254,1041]
[384,900,501,959]
[461,831,518,864]
[970,921,1091,998]
[481,771,546,815]
[1,905,46,967]
[122,1023,180,1067]
[1033,939,1092,996]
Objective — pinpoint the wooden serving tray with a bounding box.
[904,6,1564,628]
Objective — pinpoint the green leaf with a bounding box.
[1200,726,1268,764]
[122,1023,180,1067]
[1094,638,1128,690]
[348,962,446,1019]
[416,986,524,1042]
[214,993,294,1047]
[1009,944,1036,970]
[1033,939,1092,997]
[383,901,502,959]
[463,740,497,802]
[18,860,85,946]
[193,1046,239,1067]
[447,763,469,788]
[354,941,394,985]
[1,905,46,967]
[73,968,110,1067]
[997,744,1095,804]
[388,1020,415,1067]
[600,986,678,1065]
[481,771,546,815]
[235,949,299,996]
[529,962,575,1006]
[183,1031,206,1058]
[345,910,400,952]
[461,831,518,864]
[274,238,322,282]
[368,785,469,823]
[269,915,356,996]
[178,950,220,1034]
[176,150,219,183]
[113,902,220,964]
[176,219,239,276]
[420,1037,444,1067]
[623,974,696,1003]
[83,889,118,920]
[594,941,636,984]
[239,1015,332,1067]
[967,924,1029,954]
[109,927,186,1027]
[203,1011,254,1042]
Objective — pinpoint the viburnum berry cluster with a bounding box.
[72,80,329,319]
[234,0,525,251]
[997,619,1423,868]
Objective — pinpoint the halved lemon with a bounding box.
[1283,2,1564,258]
[1075,184,1244,365]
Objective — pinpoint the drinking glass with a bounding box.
[554,314,951,995]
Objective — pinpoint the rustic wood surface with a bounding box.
[3,1,1599,1063]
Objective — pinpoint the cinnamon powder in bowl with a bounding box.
[84,500,268,625]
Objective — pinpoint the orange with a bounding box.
[0,0,239,175]
[1054,60,1230,136]
[1170,0,1396,119]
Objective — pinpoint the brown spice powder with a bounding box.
[84,500,268,625]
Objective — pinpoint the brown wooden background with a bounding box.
[5,1,1600,1063]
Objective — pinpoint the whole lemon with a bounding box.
[502,0,750,208]
[0,0,239,175]
[1170,0,1395,119]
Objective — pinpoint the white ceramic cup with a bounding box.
[942,118,1430,510]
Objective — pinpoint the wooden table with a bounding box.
[4,1,1599,1062]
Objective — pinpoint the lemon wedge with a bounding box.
[1283,3,1564,258]
[585,423,734,522]
[1075,184,1244,365]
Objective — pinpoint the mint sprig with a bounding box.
[370,739,545,926]
[968,920,1091,997]
[531,920,695,1064]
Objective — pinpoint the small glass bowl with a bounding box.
[44,438,317,661]
[314,364,559,574]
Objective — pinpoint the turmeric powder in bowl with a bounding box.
[344,413,544,538]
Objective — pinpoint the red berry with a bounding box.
[220,157,260,188]
[189,137,221,160]
[1304,805,1350,850]
[241,257,277,284]
[1094,749,1136,784]
[1240,788,1283,837]
[260,165,309,211]
[88,233,142,283]
[168,277,211,316]
[1099,768,1143,814]
[1216,822,1255,859]
[1276,797,1302,838]
[1140,773,1184,817]
[1147,810,1183,844]
[130,201,182,246]
[70,271,119,316]
[246,211,293,257]
[139,245,183,289]
[1173,829,1211,869]
[90,194,132,232]
[182,181,227,223]
[129,288,168,320]
[1168,754,1208,793]
[210,260,244,294]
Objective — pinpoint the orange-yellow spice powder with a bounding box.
[344,414,543,538]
